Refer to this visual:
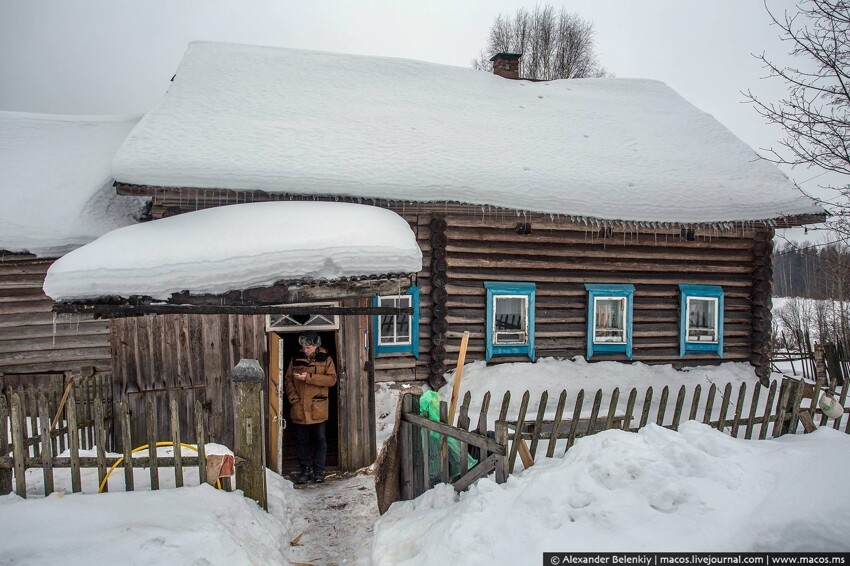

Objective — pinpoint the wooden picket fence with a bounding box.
[1,378,216,498]
[399,374,849,501]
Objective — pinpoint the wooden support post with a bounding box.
[494,420,509,484]
[38,394,54,496]
[94,398,107,492]
[0,396,11,495]
[145,398,159,490]
[195,400,207,485]
[10,394,26,497]
[400,395,414,500]
[121,400,134,491]
[232,359,268,510]
[67,386,81,493]
[171,397,183,488]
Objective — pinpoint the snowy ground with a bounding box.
[4,357,847,564]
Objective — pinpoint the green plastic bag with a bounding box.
[419,390,477,485]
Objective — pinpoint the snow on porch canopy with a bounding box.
[111,42,824,224]
[43,201,423,303]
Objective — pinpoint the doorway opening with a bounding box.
[268,318,341,475]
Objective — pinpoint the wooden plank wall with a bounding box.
[0,254,111,376]
[440,213,760,366]
[109,314,267,449]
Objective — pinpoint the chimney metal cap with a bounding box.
[489,53,522,62]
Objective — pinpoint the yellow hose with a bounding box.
[98,441,222,493]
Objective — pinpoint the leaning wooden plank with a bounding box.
[798,409,817,433]
[0,396,11,494]
[585,389,603,436]
[400,413,505,454]
[10,394,27,498]
[529,390,548,459]
[171,397,183,488]
[565,389,585,452]
[547,390,568,458]
[759,381,778,440]
[439,401,449,484]
[787,378,805,435]
[656,386,669,426]
[494,421,509,485]
[146,398,159,490]
[67,386,81,493]
[121,399,134,491]
[400,395,414,500]
[833,381,849,431]
[453,454,497,493]
[476,391,491,462]
[688,384,702,422]
[603,388,620,431]
[670,385,686,431]
[94,398,107,492]
[717,383,733,432]
[744,382,762,440]
[448,330,470,426]
[622,388,637,433]
[702,384,717,426]
[772,380,792,438]
[638,387,653,429]
[37,394,54,496]
[457,392,471,476]
[193,400,207,485]
[730,382,747,438]
[508,391,530,472]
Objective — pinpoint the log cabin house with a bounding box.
[33,43,828,472]
[0,112,141,390]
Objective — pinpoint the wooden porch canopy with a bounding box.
[52,274,416,318]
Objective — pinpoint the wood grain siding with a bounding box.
[441,214,760,366]
[109,314,267,448]
[0,255,110,376]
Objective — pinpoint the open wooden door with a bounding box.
[268,332,285,473]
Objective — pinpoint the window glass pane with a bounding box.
[688,298,717,342]
[594,297,626,343]
[495,297,525,331]
[378,295,412,345]
[494,296,527,344]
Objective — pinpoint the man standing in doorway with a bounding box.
[284,330,337,484]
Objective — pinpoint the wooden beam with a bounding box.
[53,303,414,317]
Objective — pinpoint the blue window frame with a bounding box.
[373,286,419,357]
[585,284,635,360]
[484,282,535,361]
[679,284,723,357]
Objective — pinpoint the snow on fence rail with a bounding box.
[1,378,223,498]
[396,375,850,504]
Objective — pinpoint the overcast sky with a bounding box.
[0,0,838,231]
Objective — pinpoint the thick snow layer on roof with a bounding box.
[112,41,823,224]
[43,201,423,301]
[1,112,144,257]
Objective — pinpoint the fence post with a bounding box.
[232,359,268,511]
[814,342,828,387]
[0,396,11,495]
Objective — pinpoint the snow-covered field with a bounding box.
[4,357,848,564]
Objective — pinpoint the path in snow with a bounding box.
[285,469,379,565]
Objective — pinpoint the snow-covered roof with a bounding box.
[112,41,823,224]
[1,112,145,257]
[43,201,423,301]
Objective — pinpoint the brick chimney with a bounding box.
[490,53,522,80]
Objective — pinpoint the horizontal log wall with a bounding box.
[0,254,111,376]
[441,213,761,366]
[141,189,770,383]
[110,314,267,449]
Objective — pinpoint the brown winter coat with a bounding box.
[284,347,337,425]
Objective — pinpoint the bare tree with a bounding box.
[471,5,608,80]
[745,0,850,239]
